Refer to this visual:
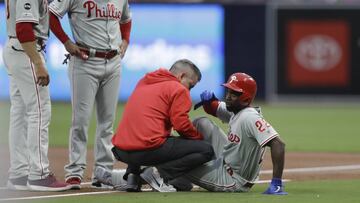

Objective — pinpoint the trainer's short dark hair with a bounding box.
[170,59,202,81]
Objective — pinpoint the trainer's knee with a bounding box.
[202,143,215,161]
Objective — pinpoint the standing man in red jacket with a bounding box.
[111,59,214,192]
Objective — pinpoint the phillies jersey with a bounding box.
[217,102,279,182]
[49,0,131,50]
[6,0,49,40]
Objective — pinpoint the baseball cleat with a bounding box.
[7,176,28,191]
[27,174,71,192]
[140,167,176,192]
[94,167,113,186]
[65,176,81,190]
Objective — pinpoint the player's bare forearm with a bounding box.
[20,41,44,67]
[20,41,49,86]
[267,137,285,179]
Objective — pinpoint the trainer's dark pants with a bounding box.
[112,137,214,180]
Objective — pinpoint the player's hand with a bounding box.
[119,39,128,59]
[200,90,218,103]
[64,40,88,60]
[35,63,50,86]
[263,178,288,195]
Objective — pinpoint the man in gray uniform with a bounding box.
[3,0,70,191]
[49,0,132,189]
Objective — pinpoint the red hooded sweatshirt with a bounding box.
[112,68,203,151]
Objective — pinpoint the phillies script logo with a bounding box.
[83,1,122,19]
[228,133,240,144]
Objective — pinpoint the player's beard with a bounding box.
[225,102,238,113]
[226,101,246,114]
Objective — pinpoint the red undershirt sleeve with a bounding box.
[203,100,220,117]
[49,12,70,44]
[120,20,131,43]
[16,22,36,43]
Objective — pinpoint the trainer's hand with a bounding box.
[35,63,50,86]
[200,90,217,103]
[64,40,88,60]
[263,178,288,195]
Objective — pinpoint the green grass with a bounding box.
[259,105,360,152]
[30,179,360,203]
[0,102,359,152]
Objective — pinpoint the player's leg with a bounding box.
[65,57,98,183]
[92,56,121,187]
[184,158,243,192]
[3,46,29,190]
[9,51,51,181]
[193,117,228,158]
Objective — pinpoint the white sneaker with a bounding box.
[94,167,113,187]
[94,167,128,191]
[140,167,176,192]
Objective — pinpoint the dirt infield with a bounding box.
[1,147,360,199]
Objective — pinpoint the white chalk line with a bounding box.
[0,191,119,202]
[0,164,359,201]
[260,164,360,174]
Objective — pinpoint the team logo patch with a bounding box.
[229,75,238,84]
[24,3,31,10]
[228,133,240,144]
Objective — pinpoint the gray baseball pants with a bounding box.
[64,54,121,181]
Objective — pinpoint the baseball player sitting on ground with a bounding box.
[95,59,214,192]
[95,72,287,194]
[178,72,288,194]
[48,0,132,189]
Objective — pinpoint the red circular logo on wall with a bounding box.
[294,34,341,71]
